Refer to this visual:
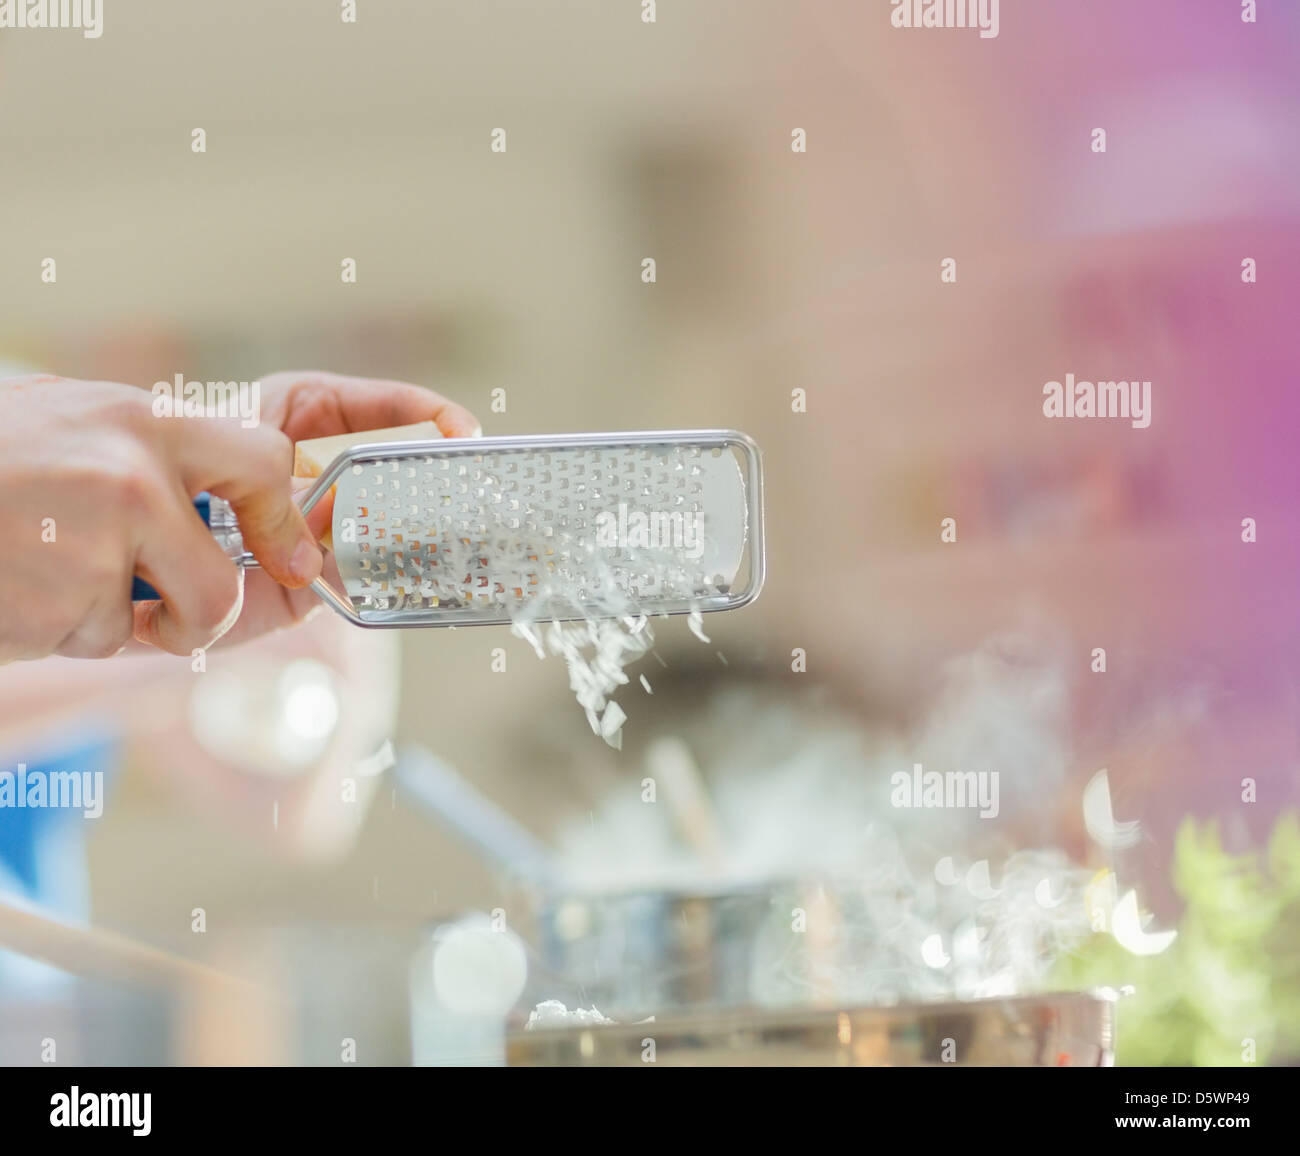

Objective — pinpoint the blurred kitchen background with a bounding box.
[0,0,1298,1065]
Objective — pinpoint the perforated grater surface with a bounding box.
[148,431,764,628]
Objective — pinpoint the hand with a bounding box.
[0,375,322,663]
[214,371,480,647]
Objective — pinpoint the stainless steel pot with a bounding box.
[508,991,1115,1066]
[523,875,1022,1018]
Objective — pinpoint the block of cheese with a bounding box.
[294,421,441,549]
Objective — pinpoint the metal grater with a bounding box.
[170,431,764,628]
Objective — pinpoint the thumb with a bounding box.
[171,421,322,588]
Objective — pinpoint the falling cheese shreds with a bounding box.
[502,534,713,742]
[687,609,711,644]
[599,701,627,749]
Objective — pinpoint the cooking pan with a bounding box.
[508,991,1115,1066]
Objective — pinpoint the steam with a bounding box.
[554,630,1097,1005]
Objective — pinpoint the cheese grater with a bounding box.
[134,431,764,628]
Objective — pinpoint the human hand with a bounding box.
[0,375,321,662]
[212,371,479,647]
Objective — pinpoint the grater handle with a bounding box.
[130,494,250,601]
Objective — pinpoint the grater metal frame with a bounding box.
[286,429,765,629]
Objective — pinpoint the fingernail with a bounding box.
[290,538,323,583]
[470,425,483,438]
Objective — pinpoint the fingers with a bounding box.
[55,588,135,659]
[266,371,481,440]
[166,420,322,589]
[33,374,478,662]
[131,496,246,655]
